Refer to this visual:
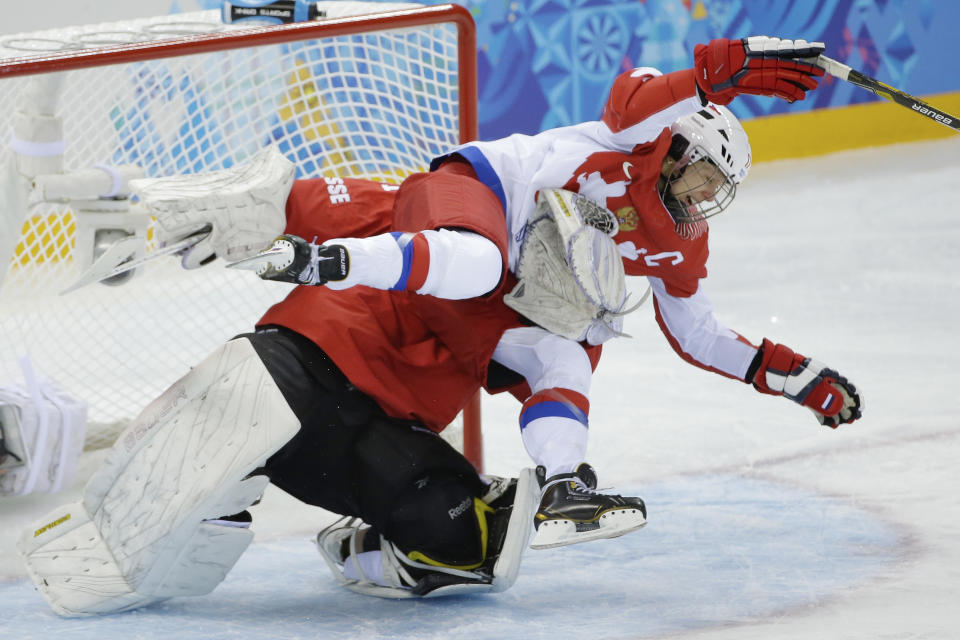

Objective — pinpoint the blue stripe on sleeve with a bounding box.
[390,237,415,291]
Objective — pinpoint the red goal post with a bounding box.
[0,3,484,470]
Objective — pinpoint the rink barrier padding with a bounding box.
[743,89,960,162]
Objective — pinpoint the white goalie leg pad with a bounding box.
[18,338,300,616]
[130,145,295,265]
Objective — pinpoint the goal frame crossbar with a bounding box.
[0,4,477,144]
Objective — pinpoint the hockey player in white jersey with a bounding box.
[217,36,861,548]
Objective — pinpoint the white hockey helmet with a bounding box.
[660,104,751,234]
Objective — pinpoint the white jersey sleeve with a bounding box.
[324,229,503,299]
[649,276,758,380]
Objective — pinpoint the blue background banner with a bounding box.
[191,1,960,140]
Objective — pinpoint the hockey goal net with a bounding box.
[0,2,482,468]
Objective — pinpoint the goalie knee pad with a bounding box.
[385,471,489,567]
[18,338,301,616]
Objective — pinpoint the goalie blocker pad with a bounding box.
[18,338,300,617]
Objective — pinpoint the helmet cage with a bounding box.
[660,152,737,225]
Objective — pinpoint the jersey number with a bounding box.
[644,251,684,267]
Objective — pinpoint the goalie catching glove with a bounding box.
[229,234,349,285]
[749,339,862,428]
[504,189,642,345]
[694,36,825,105]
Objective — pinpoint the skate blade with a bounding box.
[225,243,293,274]
[342,579,498,599]
[530,508,647,550]
[59,227,210,295]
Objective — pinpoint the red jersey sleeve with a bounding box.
[602,68,700,134]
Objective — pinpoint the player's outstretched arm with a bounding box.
[747,338,862,427]
[694,36,825,105]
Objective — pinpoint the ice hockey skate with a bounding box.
[316,468,538,598]
[531,463,647,550]
[227,234,349,285]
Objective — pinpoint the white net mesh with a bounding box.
[0,4,470,450]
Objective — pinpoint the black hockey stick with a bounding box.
[814,55,958,133]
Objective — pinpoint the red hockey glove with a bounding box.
[694,36,825,105]
[750,339,862,428]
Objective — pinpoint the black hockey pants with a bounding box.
[244,326,487,566]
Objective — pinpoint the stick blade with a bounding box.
[225,245,290,273]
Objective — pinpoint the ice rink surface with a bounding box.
[2,138,959,638]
